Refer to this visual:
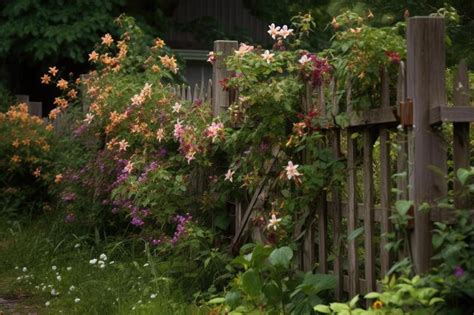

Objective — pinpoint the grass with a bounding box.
[0,216,212,314]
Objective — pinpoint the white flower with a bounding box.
[56,275,61,281]
[150,293,157,299]
[267,214,282,231]
[279,25,294,39]
[285,161,302,180]
[74,298,81,303]
[99,264,106,269]
[52,266,57,271]
[109,261,115,265]
[261,50,275,64]
[22,267,27,272]
[267,23,281,39]
[51,288,58,296]
[298,55,310,65]
[207,51,216,63]
[224,169,235,182]
[83,113,94,125]
[15,266,19,270]
[99,253,107,261]
[89,259,97,265]
[45,301,50,307]
[98,260,105,265]
[69,285,76,291]
[74,243,80,248]
[172,102,182,113]
[143,263,149,267]
[66,266,72,271]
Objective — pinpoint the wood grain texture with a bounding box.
[212,40,238,116]
[407,17,447,273]
[363,129,375,292]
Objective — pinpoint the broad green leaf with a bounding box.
[208,297,225,304]
[269,246,293,268]
[395,200,412,215]
[329,302,350,312]
[241,269,262,297]
[364,292,381,299]
[313,305,331,313]
[225,291,241,309]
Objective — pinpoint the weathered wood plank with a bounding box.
[407,17,447,273]
[331,128,343,300]
[303,220,315,272]
[380,67,392,275]
[363,129,375,292]
[318,194,328,273]
[429,106,474,124]
[396,61,408,201]
[212,40,238,116]
[453,60,471,209]
[347,129,360,297]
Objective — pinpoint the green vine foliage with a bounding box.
[0,0,125,62]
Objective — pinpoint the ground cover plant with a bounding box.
[1,7,473,315]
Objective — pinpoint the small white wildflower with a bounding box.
[109,261,115,265]
[52,266,57,271]
[143,263,149,267]
[22,267,27,272]
[267,214,282,231]
[150,293,157,299]
[45,301,50,307]
[51,288,58,296]
[35,285,39,290]
[99,264,106,269]
[69,285,76,291]
[137,300,142,304]
[89,259,97,265]
[74,298,81,303]
[15,266,19,270]
[66,266,72,271]
[74,243,80,248]
[56,275,61,281]
[16,276,22,281]
[98,260,105,265]
[99,253,107,261]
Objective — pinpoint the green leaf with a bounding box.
[395,200,413,215]
[241,269,262,297]
[329,302,350,312]
[297,273,336,295]
[269,246,293,268]
[262,281,282,304]
[225,291,241,309]
[348,227,364,241]
[208,297,225,304]
[349,295,360,307]
[313,305,331,313]
[364,292,381,299]
[457,168,471,185]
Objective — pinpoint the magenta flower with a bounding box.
[453,266,465,278]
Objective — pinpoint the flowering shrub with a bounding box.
[0,103,56,214]
[41,15,223,241]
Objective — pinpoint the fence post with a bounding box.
[407,17,447,274]
[212,40,238,116]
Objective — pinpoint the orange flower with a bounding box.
[46,124,54,131]
[12,139,20,148]
[11,155,21,163]
[372,300,383,309]
[159,55,179,74]
[53,97,68,109]
[151,64,160,73]
[88,51,99,62]
[154,38,165,49]
[33,167,41,178]
[22,139,31,146]
[48,66,59,76]
[54,174,63,183]
[41,74,51,84]
[101,33,114,46]
[49,108,61,120]
[67,89,78,99]
[57,79,69,90]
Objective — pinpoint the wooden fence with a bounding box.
[210,17,474,300]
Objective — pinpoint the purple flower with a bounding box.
[131,217,144,226]
[73,124,88,136]
[454,266,465,278]
[65,213,76,223]
[62,192,77,202]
